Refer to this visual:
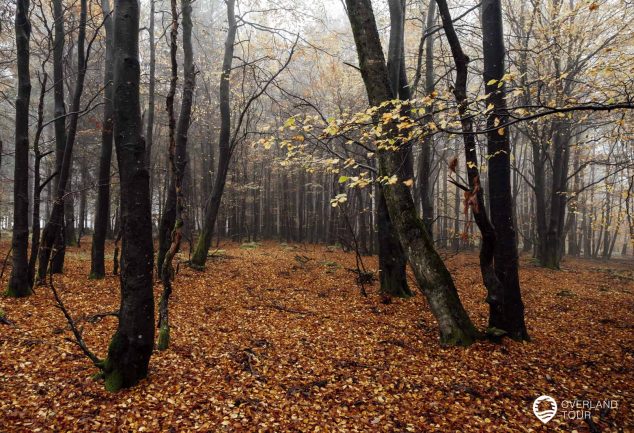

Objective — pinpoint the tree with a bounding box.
[157,0,196,350]
[28,67,54,285]
[435,0,505,334]
[145,0,156,208]
[90,0,115,279]
[374,0,412,299]
[50,0,67,274]
[6,0,32,297]
[38,0,89,281]
[189,0,237,269]
[344,0,479,345]
[481,0,528,340]
[102,0,155,392]
[418,0,436,237]
[157,0,195,274]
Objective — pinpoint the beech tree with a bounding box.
[102,0,155,391]
[37,0,89,281]
[190,0,297,269]
[90,0,114,279]
[0,0,632,395]
[435,0,504,328]
[6,0,32,297]
[344,0,479,345]
[156,0,196,350]
[50,0,67,274]
[481,0,528,339]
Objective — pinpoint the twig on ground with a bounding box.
[48,269,103,367]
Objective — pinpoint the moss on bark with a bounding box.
[157,325,170,351]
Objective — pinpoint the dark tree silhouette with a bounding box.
[102,0,155,392]
[6,0,32,298]
[481,0,529,340]
[90,0,115,279]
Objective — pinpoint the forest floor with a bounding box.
[0,239,632,433]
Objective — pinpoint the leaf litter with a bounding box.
[0,241,632,432]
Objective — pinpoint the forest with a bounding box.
[0,0,632,431]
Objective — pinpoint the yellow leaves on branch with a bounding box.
[330,193,348,207]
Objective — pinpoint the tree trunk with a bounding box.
[481,0,528,340]
[345,0,478,345]
[418,0,436,237]
[6,0,32,297]
[28,74,49,286]
[539,122,572,268]
[64,185,76,247]
[102,0,155,392]
[190,0,236,269]
[49,0,67,274]
[375,0,413,298]
[77,155,87,247]
[436,0,506,334]
[145,0,156,204]
[38,0,89,281]
[90,0,115,279]
[377,187,411,297]
[157,0,195,350]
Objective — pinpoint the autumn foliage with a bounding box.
[1,240,632,432]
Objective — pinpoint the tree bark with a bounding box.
[377,188,410,297]
[481,0,529,340]
[375,0,413,298]
[419,0,436,238]
[190,0,236,269]
[145,0,156,199]
[49,0,67,274]
[538,121,572,268]
[38,0,89,281]
[29,73,51,285]
[436,0,506,330]
[102,0,155,392]
[90,0,115,279]
[345,0,479,345]
[7,0,32,297]
[157,0,195,350]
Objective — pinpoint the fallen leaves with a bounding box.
[0,241,632,432]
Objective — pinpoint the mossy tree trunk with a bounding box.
[103,0,155,392]
[190,0,236,269]
[157,0,195,350]
[345,0,479,345]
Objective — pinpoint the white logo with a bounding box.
[533,395,558,424]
